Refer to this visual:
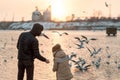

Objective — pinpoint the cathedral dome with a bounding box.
[32,7,42,21]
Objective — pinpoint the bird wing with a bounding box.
[86,47,92,54]
[75,43,80,46]
[90,38,97,40]
[105,2,108,7]
[74,37,81,41]
[81,35,87,40]
[62,32,69,35]
[91,46,96,51]
[96,48,102,54]
[70,60,77,64]
[71,52,77,58]
[84,64,91,68]
[42,33,50,39]
[52,31,61,35]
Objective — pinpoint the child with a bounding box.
[52,44,73,80]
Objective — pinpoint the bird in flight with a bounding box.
[74,35,97,49]
[52,31,69,36]
[41,33,50,39]
[105,2,109,7]
[68,52,77,60]
[86,46,102,57]
[92,57,101,69]
[74,37,86,49]
[81,35,97,44]
[71,58,91,72]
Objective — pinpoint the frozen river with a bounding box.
[0,30,120,80]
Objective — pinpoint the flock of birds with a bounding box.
[0,30,120,73]
[39,30,120,73]
[67,35,102,72]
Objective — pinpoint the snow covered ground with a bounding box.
[0,30,120,80]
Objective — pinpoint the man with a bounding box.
[17,23,50,80]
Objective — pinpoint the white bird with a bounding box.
[75,64,91,72]
[78,57,86,66]
[74,37,86,42]
[70,56,91,72]
[52,31,69,36]
[86,46,102,57]
[81,35,97,44]
[105,46,111,58]
[68,52,77,60]
[75,42,84,49]
[92,57,101,69]
[74,37,86,49]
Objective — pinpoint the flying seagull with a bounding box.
[74,37,86,49]
[68,52,77,60]
[72,59,91,72]
[86,46,102,57]
[105,2,109,7]
[75,43,84,49]
[81,35,97,44]
[41,33,49,39]
[52,31,69,36]
[105,46,111,58]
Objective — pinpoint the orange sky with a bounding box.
[0,0,120,21]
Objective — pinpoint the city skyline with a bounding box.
[0,0,120,21]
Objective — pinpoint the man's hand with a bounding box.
[45,59,50,63]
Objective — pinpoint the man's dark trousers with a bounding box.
[17,60,34,80]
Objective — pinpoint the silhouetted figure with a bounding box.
[17,23,50,80]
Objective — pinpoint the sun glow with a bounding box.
[51,0,66,21]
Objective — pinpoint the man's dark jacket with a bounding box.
[17,32,46,61]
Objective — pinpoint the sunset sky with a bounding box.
[0,0,120,21]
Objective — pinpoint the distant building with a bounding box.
[32,6,42,21]
[43,5,51,21]
[32,6,51,22]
